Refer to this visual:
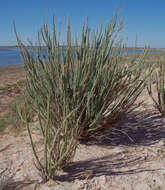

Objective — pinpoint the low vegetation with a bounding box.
[147,56,165,115]
[12,12,155,181]
[0,79,35,132]
[0,168,14,190]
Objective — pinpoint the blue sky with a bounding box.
[0,0,165,48]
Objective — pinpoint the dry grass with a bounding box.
[0,168,14,190]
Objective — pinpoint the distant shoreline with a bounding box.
[0,46,18,49]
[0,46,165,52]
[0,47,164,68]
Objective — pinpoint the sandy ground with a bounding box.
[1,65,165,190]
[0,65,25,87]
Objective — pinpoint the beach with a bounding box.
[0,65,25,87]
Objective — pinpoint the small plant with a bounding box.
[147,58,165,115]
[14,14,151,180]
[0,168,13,190]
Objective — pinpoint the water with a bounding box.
[0,49,22,66]
[0,48,163,67]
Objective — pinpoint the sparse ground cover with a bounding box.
[0,65,26,132]
[1,54,165,190]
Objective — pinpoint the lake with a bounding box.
[0,48,164,67]
[0,49,22,66]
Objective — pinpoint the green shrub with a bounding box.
[147,58,165,115]
[15,15,150,180]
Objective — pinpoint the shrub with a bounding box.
[15,15,150,180]
[147,58,165,115]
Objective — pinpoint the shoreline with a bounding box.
[0,45,165,51]
[0,52,164,69]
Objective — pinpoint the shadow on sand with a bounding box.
[80,109,165,147]
[55,109,165,182]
